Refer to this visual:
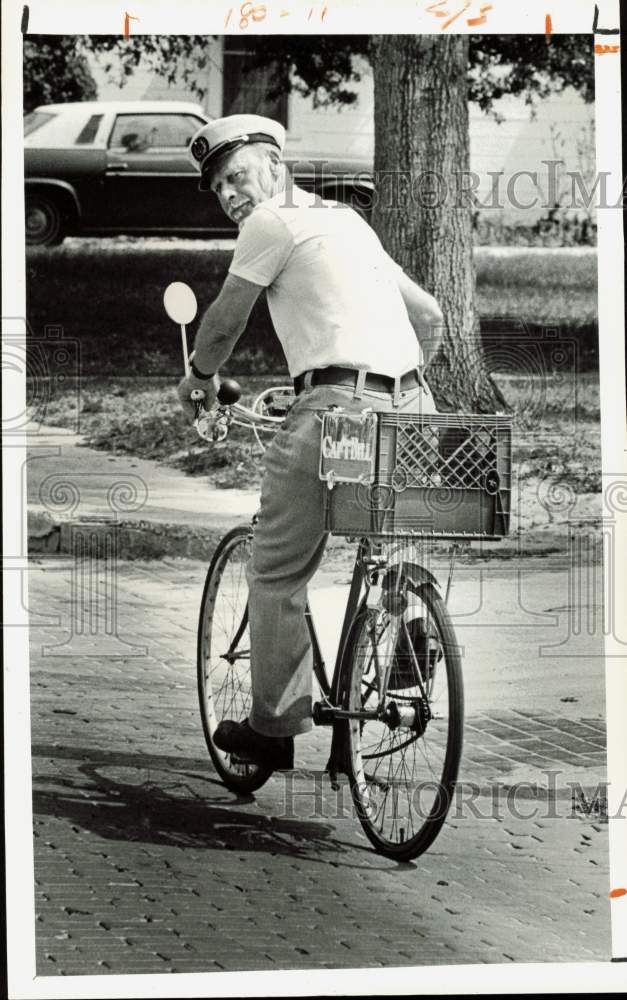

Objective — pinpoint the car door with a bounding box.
[102,112,231,234]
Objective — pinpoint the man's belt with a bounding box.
[293,366,421,396]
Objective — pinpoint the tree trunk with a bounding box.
[370,35,505,412]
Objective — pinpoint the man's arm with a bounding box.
[396,271,443,367]
[176,273,263,419]
[192,273,265,374]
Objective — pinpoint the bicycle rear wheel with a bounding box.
[197,525,273,794]
[344,581,463,861]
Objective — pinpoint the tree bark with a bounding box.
[370,35,505,412]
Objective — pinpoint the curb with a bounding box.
[27,509,601,563]
[28,511,231,561]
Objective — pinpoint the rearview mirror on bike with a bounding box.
[163,281,275,444]
[163,281,198,326]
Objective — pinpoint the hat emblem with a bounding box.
[191,135,210,163]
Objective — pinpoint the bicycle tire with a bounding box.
[343,581,463,861]
[197,525,273,794]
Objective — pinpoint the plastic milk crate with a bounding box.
[319,410,512,540]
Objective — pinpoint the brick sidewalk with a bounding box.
[27,558,611,975]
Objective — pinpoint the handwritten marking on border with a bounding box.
[123,12,139,38]
[595,43,620,54]
[545,13,552,38]
[224,2,330,27]
[442,2,470,31]
[239,2,267,28]
[425,1,492,31]
[610,888,627,899]
[21,4,29,33]
[467,5,492,28]
[592,3,619,35]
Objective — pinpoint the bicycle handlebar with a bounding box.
[191,376,288,443]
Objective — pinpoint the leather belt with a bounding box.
[293,366,421,396]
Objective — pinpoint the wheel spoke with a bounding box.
[197,528,272,794]
[346,581,463,860]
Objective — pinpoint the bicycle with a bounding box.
[165,283,512,861]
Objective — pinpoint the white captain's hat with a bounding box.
[188,114,286,191]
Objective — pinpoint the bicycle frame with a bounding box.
[310,535,439,699]
[302,532,443,786]
[307,539,368,708]
[195,383,452,779]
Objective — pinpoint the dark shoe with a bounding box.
[389,617,442,689]
[213,719,294,771]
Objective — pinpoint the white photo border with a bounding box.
[3,0,626,995]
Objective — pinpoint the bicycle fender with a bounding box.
[383,562,440,592]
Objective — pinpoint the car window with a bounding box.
[75,114,104,145]
[108,114,204,152]
[24,111,56,136]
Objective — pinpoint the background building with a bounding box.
[88,38,594,225]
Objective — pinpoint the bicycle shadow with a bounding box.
[31,743,367,861]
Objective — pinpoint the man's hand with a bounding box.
[176,373,214,421]
[396,272,444,367]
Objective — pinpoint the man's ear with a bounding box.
[268,149,282,178]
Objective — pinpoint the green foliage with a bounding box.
[77,34,594,113]
[473,214,597,247]
[239,35,595,113]
[83,34,207,92]
[23,32,594,116]
[467,36,594,114]
[23,37,98,113]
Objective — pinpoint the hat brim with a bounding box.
[197,134,282,193]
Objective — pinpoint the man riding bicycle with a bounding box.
[177,114,444,772]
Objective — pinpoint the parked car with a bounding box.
[24,100,374,246]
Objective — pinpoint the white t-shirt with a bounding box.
[228,184,422,378]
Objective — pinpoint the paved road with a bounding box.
[28,554,611,976]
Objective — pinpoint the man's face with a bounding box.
[209,145,281,227]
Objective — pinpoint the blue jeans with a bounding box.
[246,379,436,737]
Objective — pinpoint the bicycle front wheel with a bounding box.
[344,582,463,861]
[197,525,273,794]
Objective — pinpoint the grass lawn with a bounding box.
[474,248,597,327]
[26,246,598,375]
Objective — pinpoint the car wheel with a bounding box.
[25,194,65,246]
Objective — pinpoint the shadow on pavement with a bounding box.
[32,743,359,860]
